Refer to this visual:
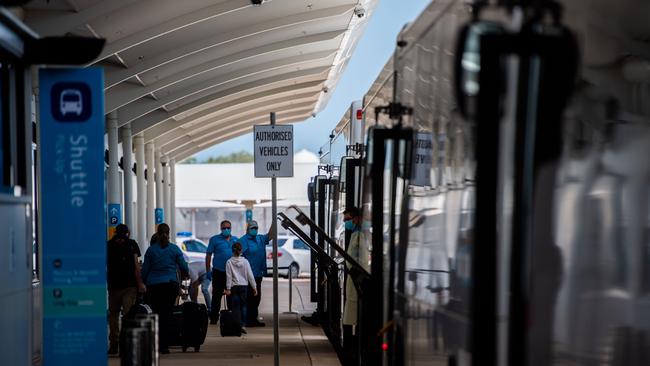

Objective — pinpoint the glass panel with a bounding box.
[294,240,308,250]
[268,238,287,247]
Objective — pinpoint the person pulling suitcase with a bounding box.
[225,242,258,334]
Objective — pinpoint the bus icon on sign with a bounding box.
[51,82,92,122]
[60,89,83,116]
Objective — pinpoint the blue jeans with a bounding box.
[230,286,248,328]
[200,274,212,311]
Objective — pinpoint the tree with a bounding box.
[203,150,254,164]
[180,157,198,164]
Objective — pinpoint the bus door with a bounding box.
[360,126,413,365]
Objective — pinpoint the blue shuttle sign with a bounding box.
[39,68,106,365]
[155,207,164,225]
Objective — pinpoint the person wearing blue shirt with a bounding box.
[141,223,189,354]
[239,220,275,327]
[205,220,239,324]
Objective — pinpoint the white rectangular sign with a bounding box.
[411,132,433,187]
[254,124,294,177]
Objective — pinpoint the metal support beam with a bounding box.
[270,111,279,366]
[107,111,121,225]
[134,135,147,253]
[121,125,134,231]
[145,142,156,240]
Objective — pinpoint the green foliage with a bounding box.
[203,150,254,164]
[179,151,254,164]
[180,157,198,164]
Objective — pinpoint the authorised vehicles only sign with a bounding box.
[254,124,294,177]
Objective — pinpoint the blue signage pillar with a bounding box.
[245,208,253,223]
[39,68,107,365]
[108,203,121,238]
[155,207,164,225]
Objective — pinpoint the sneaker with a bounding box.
[241,327,247,334]
[107,345,118,355]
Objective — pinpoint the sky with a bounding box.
[194,0,431,161]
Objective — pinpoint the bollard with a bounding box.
[136,314,159,366]
[120,314,159,366]
[284,271,298,315]
[121,327,149,366]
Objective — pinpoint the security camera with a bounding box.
[312,113,317,118]
[354,7,365,18]
[322,87,329,93]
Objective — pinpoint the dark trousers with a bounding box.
[230,286,248,328]
[146,282,179,350]
[108,287,137,347]
[247,277,263,324]
[210,269,231,321]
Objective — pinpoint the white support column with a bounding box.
[145,142,156,241]
[107,111,121,235]
[162,155,171,223]
[121,125,134,232]
[169,158,176,242]
[191,209,196,237]
[134,135,147,252]
[155,150,164,223]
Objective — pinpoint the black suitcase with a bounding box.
[124,297,153,320]
[220,297,241,337]
[169,301,209,352]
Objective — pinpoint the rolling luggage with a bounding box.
[219,297,241,337]
[169,301,209,352]
[124,296,153,320]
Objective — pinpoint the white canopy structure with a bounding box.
[20,0,376,161]
[17,0,374,250]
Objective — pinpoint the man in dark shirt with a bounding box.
[107,224,145,355]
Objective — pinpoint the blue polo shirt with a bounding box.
[141,243,189,286]
[240,234,270,278]
[206,233,239,272]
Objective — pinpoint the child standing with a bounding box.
[225,242,258,334]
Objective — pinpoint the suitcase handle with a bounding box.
[222,293,229,311]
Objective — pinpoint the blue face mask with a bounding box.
[344,220,356,231]
[249,229,258,237]
[222,228,231,237]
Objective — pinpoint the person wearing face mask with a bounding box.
[342,207,366,328]
[205,220,238,324]
[239,220,276,327]
[141,223,189,354]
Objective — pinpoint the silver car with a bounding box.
[266,236,311,278]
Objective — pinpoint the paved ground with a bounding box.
[110,277,340,366]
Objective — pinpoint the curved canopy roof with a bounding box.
[20,0,376,161]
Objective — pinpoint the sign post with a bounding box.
[254,114,293,366]
[39,67,106,366]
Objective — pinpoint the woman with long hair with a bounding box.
[141,223,189,354]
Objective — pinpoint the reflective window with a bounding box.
[184,240,207,253]
[293,240,308,250]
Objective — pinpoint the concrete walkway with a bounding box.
[110,278,340,366]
